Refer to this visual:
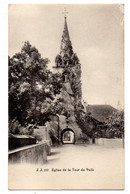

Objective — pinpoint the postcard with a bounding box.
[8,4,124,190]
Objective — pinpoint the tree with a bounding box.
[105,110,124,138]
[9,41,62,134]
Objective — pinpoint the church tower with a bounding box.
[52,11,83,140]
[53,12,82,100]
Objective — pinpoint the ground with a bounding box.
[8,139,124,190]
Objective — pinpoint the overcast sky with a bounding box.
[8,4,124,109]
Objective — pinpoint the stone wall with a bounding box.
[8,143,50,164]
[9,137,36,150]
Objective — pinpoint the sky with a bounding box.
[8,4,124,109]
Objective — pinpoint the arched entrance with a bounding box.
[61,128,75,144]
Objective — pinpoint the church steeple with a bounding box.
[54,9,82,101]
[60,15,73,58]
[63,16,70,39]
[55,10,79,68]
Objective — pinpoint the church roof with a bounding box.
[60,17,73,57]
[64,17,70,40]
[86,105,117,123]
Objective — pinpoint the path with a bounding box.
[9,140,124,190]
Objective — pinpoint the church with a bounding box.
[48,11,119,143]
[48,11,86,144]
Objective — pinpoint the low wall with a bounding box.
[8,143,50,164]
[89,138,124,148]
[9,137,36,150]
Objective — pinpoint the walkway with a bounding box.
[9,140,124,189]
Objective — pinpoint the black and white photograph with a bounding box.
[8,4,124,190]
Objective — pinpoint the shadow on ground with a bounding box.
[47,158,60,164]
[50,151,60,156]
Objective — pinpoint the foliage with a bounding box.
[34,134,42,142]
[71,53,79,65]
[77,135,89,143]
[9,118,38,135]
[62,62,82,99]
[9,41,62,134]
[53,50,88,138]
[9,119,23,134]
[105,110,124,138]
[49,73,62,95]
[55,55,62,66]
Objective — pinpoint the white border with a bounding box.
[0,0,129,194]
[5,0,126,4]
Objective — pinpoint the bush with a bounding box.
[34,134,42,142]
[9,119,37,135]
[9,119,22,134]
[77,135,89,143]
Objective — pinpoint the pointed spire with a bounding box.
[60,15,73,57]
[64,17,70,40]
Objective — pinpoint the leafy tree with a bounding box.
[105,110,124,138]
[9,41,62,134]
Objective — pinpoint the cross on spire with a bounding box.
[62,8,69,19]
